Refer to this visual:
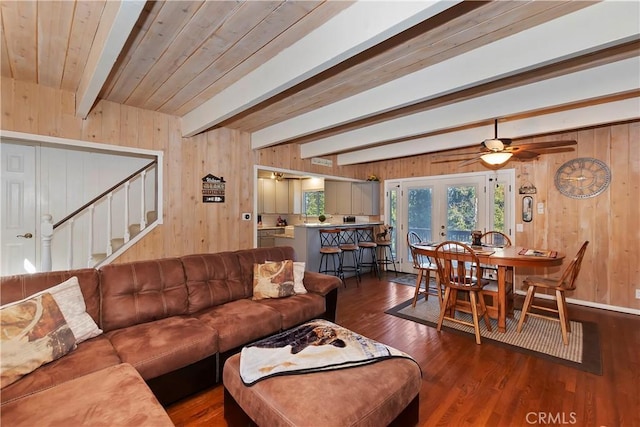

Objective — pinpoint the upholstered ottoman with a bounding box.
[223,322,422,427]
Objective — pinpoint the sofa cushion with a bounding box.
[0,269,101,327]
[194,299,282,353]
[252,260,296,301]
[0,363,174,427]
[0,335,121,404]
[99,258,188,332]
[257,293,326,330]
[1,292,77,388]
[181,252,248,314]
[105,316,218,380]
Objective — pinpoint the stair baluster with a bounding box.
[41,214,53,272]
[106,193,113,256]
[67,218,74,270]
[87,205,94,268]
[124,181,131,242]
[140,170,147,231]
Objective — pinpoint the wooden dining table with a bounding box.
[414,244,565,333]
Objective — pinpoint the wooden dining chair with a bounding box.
[479,230,513,316]
[516,241,589,345]
[434,241,492,344]
[480,231,512,248]
[407,232,440,308]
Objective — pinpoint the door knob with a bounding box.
[440,232,445,237]
[17,233,33,238]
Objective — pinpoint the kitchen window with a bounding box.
[303,190,324,216]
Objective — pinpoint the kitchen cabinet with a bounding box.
[324,180,352,215]
[259,179,289,213]
[288,179,302,214]
[258,227,284,247]
[351,182,380,215]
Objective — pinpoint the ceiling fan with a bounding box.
[435,119,577,167]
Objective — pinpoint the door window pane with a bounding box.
[446,185,477,241]
[493,183,506,232]
[408,188,433,241]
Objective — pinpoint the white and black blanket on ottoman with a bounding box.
[239,319,418,385]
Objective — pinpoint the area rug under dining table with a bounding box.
[385,294,602,375]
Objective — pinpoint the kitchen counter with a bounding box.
[257,225,287,230]
[294,222,382,228]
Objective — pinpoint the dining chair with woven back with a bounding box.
[517,241,589,345]
[407,232,440,308]
[434,241,492,345]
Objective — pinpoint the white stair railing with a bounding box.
[41,160,160,272]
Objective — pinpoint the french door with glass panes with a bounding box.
[385,170,514,273]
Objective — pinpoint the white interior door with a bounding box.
[1,142,37,275]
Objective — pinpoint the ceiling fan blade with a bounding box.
[458,156,482,167]
[434,150,486,158]
[432,157,476,164]
[512,146,577,160]
[507,140,577,152]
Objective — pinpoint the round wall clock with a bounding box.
[554,157,611,199]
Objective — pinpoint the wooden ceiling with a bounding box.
[2,1,639,165]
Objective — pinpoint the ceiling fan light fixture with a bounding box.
[481,151,513,165]
[271,172,284,181]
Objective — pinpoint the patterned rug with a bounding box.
[385,297,602,375]
[388,273,420,287]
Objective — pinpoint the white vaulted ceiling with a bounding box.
[2,1,639,165]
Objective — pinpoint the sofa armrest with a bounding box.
[302,271,341,296]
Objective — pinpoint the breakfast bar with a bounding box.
[275,222,383,274]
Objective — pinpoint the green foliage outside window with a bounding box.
[303,191,324,216]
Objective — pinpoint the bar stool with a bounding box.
[356,227,380,279]
[376,225,398,276]
[339,228,361,286]
[318,229,343,282]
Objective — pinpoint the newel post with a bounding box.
[41,214,53,272]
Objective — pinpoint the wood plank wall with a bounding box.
[1,77,638,310]
[1,77,254,262]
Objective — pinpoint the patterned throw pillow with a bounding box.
[45,277,103,343]
[266,260,307,295]
[0,292,77,388]
[252,260,296,301]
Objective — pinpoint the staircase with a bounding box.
[90,210,158,265]
[41,160,162,271]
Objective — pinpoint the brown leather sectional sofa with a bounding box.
[0,246,341,426]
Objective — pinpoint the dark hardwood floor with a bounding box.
[166,273,640,427]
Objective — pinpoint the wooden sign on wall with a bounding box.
[202,174,226,203]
